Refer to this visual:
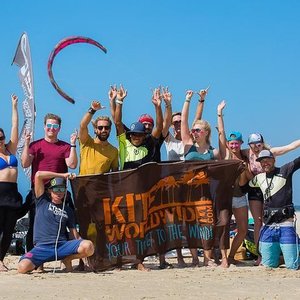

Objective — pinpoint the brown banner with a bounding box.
[71,160,243,270]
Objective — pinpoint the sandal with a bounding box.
[159,262,174,269]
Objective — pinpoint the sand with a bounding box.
[1,212,300,300]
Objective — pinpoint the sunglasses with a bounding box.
[250,143,263,148]
[191,128,205,133]
[97,125,110,131]
[46,123,60,130]
[0,136,5,141]
[52,187,66,193]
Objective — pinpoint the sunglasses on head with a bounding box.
[97,125,110,131]
[191,128,204,133]
[0,136,5,141]
[51,187,66,193]
[46,123,60,129]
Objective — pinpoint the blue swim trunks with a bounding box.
[259,222,299,270]
[19,239,83,267]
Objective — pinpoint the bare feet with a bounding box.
[254,256,262,266]
[220,257,229,268]
[0,261,8,272]
[177,257,187,268]
[136,263,150,272]
[192,258,200,267]
[62,258,73,272]
[203,259,217,268]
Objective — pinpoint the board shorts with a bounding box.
[259,221,299,270]
[19,239,82,267]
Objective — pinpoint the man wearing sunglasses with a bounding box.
[21,113,78,259]
[18,171,94,273]
[77,100,118,271]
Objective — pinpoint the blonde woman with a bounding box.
[181,90,225,267]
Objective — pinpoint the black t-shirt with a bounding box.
[248,157,300,210]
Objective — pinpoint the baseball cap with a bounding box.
[127,122,146,134]
[49,177,66,188]
[256,150,274,162]
[248,133,264,144]
[138,114,154,125]
[227,131,243,143]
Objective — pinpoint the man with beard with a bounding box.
[77,100,118,270]
[240,150,300,269]
[78,100,118,175]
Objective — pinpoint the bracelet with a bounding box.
[70,145,76,148]
[199,99,205,103]
[116,99,123,105]
[88,107,96,114]
[217,114,223,117]
[165,104,171,108]
[185,99,191,103]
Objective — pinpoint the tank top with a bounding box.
[184,144,214,161]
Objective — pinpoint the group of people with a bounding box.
[0,85,300,273]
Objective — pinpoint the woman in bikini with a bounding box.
[0,94,21,271]
[181,90,226,267]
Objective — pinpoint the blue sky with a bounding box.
[1,0,300,204]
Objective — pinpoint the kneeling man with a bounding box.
[18,171,94,273]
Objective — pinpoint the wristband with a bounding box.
[217,114,223,117]
[185,99,191,103]
[165,104,171,108]
[199,99,205,103]
[116,99,123,105]
[70,144,76,148]
[88,107,96,114]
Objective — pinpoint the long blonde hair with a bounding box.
[193,120,211,145]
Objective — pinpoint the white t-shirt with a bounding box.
[164,133,184,161]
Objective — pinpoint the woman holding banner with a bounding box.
[0,94,22,272]
[181,90,227,267]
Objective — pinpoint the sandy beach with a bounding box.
[1,212,300,300]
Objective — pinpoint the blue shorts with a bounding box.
[259,223,299,270]
[232,195,248,209]
[19,239,83,267]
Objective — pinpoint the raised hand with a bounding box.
[185,90,194,101]
[162,86,172,106]
[91,100,105,110]
[108,85,117,101]
[197,86,209,101]
[116,85,128,102]
[217,100,226,114]
[152,87,162,107]
[24,130,32,146]
[70,129,78,145]
[11,94,18,107]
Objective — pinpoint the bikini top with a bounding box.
[0,153,18,170]
[184,144,214,161]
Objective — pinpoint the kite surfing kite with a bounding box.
[47,36,107,104]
